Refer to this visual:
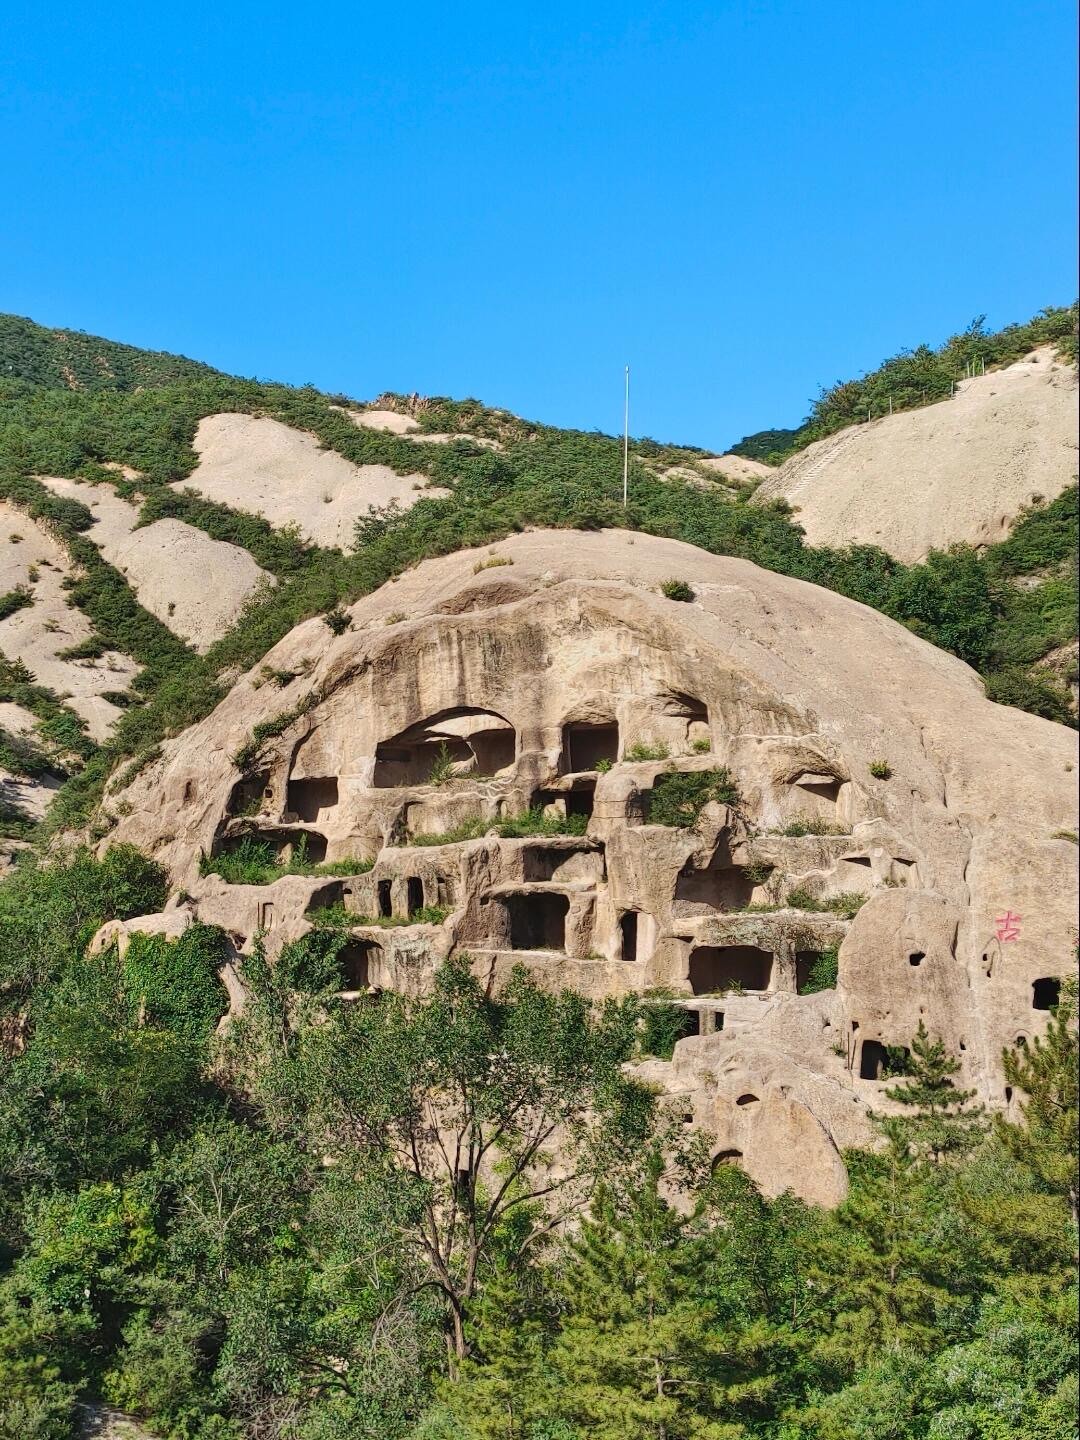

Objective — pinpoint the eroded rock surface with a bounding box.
[102,529,1079,1205]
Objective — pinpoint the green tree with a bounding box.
[884,1020,985,1162]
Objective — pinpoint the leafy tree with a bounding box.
[292,958,647,1361]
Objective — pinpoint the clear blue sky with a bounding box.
[3,1,1076,449]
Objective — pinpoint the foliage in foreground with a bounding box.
[0,848,1076,1439]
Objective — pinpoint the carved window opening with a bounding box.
[377,880,393,918]
[504,892,569,951]
[407,877,424,917]
[689,945,773,995]
[562,721,619,773]
[338,940,380,991]
[909,951,925,967]
[711,1148,743,1171]
[674,860,757,915]
[736,1093,759,1106]
[227,770,271,817]
[1032,977,1060,1010]
[795,950,829,993]
[374,708,516,788]
[620,911,639,963]
[286,777,338,822]
[859,1039,890,1080]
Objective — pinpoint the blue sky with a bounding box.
[3,1,1076,449]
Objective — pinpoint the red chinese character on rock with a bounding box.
[994,911,1021,943]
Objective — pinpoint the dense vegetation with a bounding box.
[730,303,1078,462]
[0,308,1075,849]
[0,846,1075,1439]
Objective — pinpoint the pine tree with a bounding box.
[884,1020,985,1163]
[995,980,1078,1223]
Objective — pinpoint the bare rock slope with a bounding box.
[754,347,1078,561]
[104,529,1078,1206]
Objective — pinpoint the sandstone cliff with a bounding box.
[100,529,1079,1205]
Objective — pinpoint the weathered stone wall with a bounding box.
[100,530,1080,1205]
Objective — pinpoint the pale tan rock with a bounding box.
[699,454,775,484]
[102,528,1079,1204]
[184,413,448,549]
[41,476,274,651]
[0,501,138,740]
[754,347,1079,560]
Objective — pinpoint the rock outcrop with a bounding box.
[101,529,1079,1205]
[753,347,1078,561]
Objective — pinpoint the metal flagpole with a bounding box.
[622,365,630,509]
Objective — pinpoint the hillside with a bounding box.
[753,345,1078,561]
[0,308,1076,850]
[0,316,1076,1438]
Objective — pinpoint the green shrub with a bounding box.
[0,585,33,621]
[647,767,740,827]
[800,946,839,994]
[640,996,699,1059]
[624,741,670,762]
[869,759,892,779]
[121,924,229,1044]
[777,815,846,837]
[410,808,589,846]
[660,579,695,602]
[200,834,372,885]
[323,606,351,635]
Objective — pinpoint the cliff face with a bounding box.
[99,528,1079,1205]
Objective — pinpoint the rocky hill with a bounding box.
[101,528,1078,1204]
[0,313,1077,1436]
[753,346,1078,561]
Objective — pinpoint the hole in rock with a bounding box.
[689,945,772,996]
[504,892,569,951]
[736,1093,759,1106]
[436,874,455,907]
[562,721,619,773]
[338,940,381,990]
[1032,978,1061,1011]
[566,784,595,819]
[711,1149,743,1171]
[908,951,925,967]
[674,861,757,914]
[374,708,516,787]
[306,881,347,915]
[287,776,338,822]
[1015,1035,1027,1047]
[795,950,829,993]
[228,770,270,817]
[857,1040,910,1081]
[620,911,638,963]
[792,771,842,802]
[1005,1086,1013,1103]
[407,877,424,917]
[377,880,393,918]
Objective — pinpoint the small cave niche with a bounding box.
[435,874,455,907]
[227,770,271,818]
[337,939,381,991]
[735,1093,759,1106]
[503,892,569,951]
[305,881,347,916]
[711,1149,743,1171]
[795,950,829,993]
[374,708,516,787]
[674,859,758,915]
[377,879,393,918]
[407,877,425,917]
[908,951,925,967]
[620,911,639,963]
[565,783,596,819]
[1032,978,1061,1011]
[522,845,600,883]
[689,945,773,996]
[562,720,619,773]
[792,771,842,803]
[286,776,339,822]
[857,1039,910,1081]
